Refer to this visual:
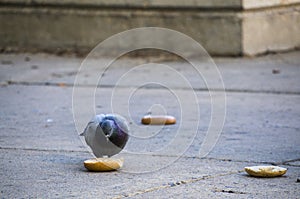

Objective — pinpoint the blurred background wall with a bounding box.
[0,0,299,56]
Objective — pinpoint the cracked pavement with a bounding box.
[0,51,300,198]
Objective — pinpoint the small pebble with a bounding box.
[272,69,280,74]
[46,119,53,123]
[1,60,13,65]
[25,56,31,62]
[0,81,8,87]
[58,83,66,87]
[31,65,38,69]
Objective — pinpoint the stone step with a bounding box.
[0,0,299,56]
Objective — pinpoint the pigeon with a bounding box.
[80,114,129,157]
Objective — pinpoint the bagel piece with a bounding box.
[245,165,287,177]
[141,115,176,125]
[84,158,124,172]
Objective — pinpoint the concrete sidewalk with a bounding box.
[0,51,299,198]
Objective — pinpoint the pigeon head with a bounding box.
[100,115,129,149]
[100,119,115,138]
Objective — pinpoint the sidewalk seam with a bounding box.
[112,170,244,199]
[4,80,300,96]
[1,146,298,166]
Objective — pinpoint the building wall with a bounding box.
[0,0,299,56]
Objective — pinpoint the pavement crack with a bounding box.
[4,80,300,96]
[6,80,72,87]
[0,146,89,154]
[113,170,243,199]
[203,157,282,165]
[205,157,300,167]
[281,158,300,167]
[213,188,247,194]
[1,146,295,167]
[281,158,300,164]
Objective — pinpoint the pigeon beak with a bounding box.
[107,128,114,138]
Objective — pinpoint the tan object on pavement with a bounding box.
[84,158,124,172]
[141,115,176,125]
[245,165,287,177]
